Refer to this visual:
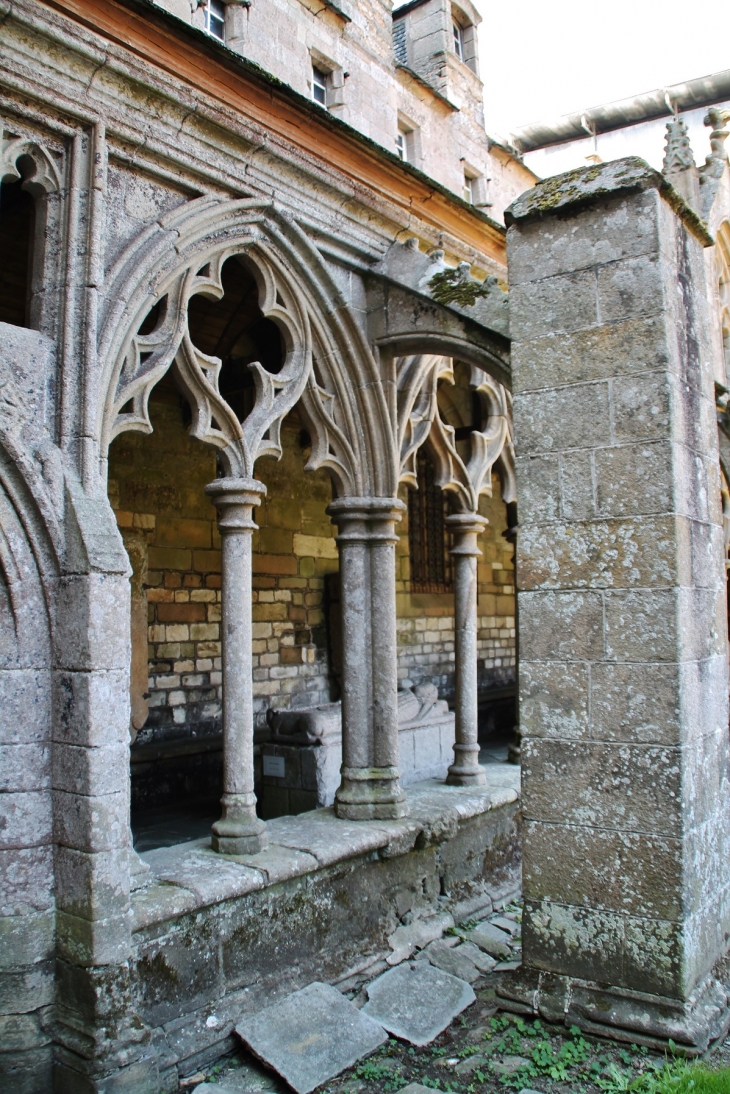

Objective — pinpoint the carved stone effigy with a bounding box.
[260,683,455,815]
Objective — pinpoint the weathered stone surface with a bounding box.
[507,161,730,1049]
[422,940,479,982]
[236,982,387,1094]
[142,845,265,907]
[387,912,454,965]
[455,941,497,973]
[466,922,512,959]
[362,962,475,1045]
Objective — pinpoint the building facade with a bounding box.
[2,1,730,1092]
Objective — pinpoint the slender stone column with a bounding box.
[205,477,268,855]
[445,512,488,785]
[327,497,408,820]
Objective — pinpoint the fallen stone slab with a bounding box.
[362,961,475,1046]
[422,940,480,983]
[386,911,453,965]
[492,915,520,937]
[467,921,512,959]
[236,981,387,1094]
[455,941,497,974]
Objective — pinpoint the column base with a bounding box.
[335,766,408,820]
[496,967,730,1055]
[211,793,268,855]
[446,743,487,785]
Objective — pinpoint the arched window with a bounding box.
[408,449,452,593]
[0,141,63,333]
[0,172,35,327]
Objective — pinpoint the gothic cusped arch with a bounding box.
[97,197,394,497]
[0,137,64,196]
[1,135,65,333]
[396,352,515,514]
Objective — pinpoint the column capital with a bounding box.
[205,477,266,533]
[446,511,488,556]
[327,496,406,546]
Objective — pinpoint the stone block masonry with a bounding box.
[131,770,521,1088]
[499,158,730,1051]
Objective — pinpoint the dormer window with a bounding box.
[396,123,415,163]
[204,0,226,41]
[312,66,328,106]
[452,19,465,61]
[451,5,479,74]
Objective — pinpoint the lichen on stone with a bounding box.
[428,263,499,308]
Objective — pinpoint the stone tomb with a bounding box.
[260,685,455,816]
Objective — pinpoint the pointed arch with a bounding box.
[96,197,396,497]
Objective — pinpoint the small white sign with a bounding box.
[263,754,286,779]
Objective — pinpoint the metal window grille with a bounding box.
[408,452,452,593]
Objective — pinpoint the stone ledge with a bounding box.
[134,768,520,930]
[505,157,714,247]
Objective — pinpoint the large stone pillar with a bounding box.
[500,159,730,1050]
[53,490,159,1092]
[445,512,487,785]
[206,477,268,855]
[327,497,408,820]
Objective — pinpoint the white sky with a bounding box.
[476,0,730,142]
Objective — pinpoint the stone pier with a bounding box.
[499,158,730,1050]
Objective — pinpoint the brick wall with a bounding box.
[108,383,515,771]
[108,392,339,758]
[396,475,516,698]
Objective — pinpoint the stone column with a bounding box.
[499,158,730,1050]
[445,512,487,785]
[205,477,268,855]
[327,497,408,820]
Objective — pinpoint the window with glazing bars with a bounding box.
[408,451,452,593]
[204,0,226,41]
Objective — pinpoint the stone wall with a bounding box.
[131,773,521,1088]
[152,0,535,227]
[501,158,730,1050]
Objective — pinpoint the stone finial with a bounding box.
[663,115,695,175]
[698,107,730,220]
[662,115,699,212]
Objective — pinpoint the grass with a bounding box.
[598,1057,730,1094]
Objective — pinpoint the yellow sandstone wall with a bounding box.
[108,386,516,763]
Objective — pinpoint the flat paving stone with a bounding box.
[236,981,387,1094]
[362,961,475,1046]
